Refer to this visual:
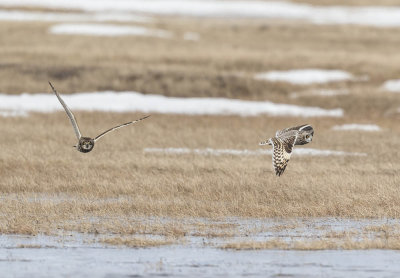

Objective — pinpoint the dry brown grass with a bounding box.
[296,238,400,250]
[222,238,400,250]
[324,230,360,239]
[1,18,400,118]
[1,113,400,237]
[223,221,400,250]
[0,11,400,246]
[17,244,45,248]
[271,222,299,232]
[222,239,288,250]
[99,236,175,248]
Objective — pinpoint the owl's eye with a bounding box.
[306,135,310,139]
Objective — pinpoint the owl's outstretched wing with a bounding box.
[49,82,82,140]
[94,115,150,142]
[275,124,311,137]
[270,134,297,176]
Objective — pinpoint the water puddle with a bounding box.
[1,217,400,277]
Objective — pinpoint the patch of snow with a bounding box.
[255,69,354,85]
[183,32,200,41]
[49,23,171,38]
[0,92,343,117]
[0,110,27,117]
[316,89,349,96]
[332,124,381,132]
[1,1,400,27]
[0,9,151,22]
[290,89,349,98]
[382,79,400,92]
[144,147,366,157]
[354,75,370,82]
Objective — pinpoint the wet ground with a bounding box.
[1,218,400,277]
[2,244,400,278]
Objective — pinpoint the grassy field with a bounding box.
[1,112,400,237]
[2,19,400,117]
[1,6,400,247]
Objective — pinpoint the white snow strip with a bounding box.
[255,69,353,85]
[291,89,349,98]
[332,124,381,132]
[183,32,200,41]
[49,23,171,38]
[315,89,349,96]
[0,110,28,117]
[0,1,400,27]
[0,92,343,117]
[0,9,151,22]
[382,79,400,92]
[144,147,367,157]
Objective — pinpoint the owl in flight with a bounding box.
[259,124,314,176]
[49,82,150,153]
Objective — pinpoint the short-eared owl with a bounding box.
[259,124,314,176]
[49,82,150,153]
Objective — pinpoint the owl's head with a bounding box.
[298,125,314,145]
[77,137,95,153]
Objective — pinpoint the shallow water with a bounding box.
[1,216,400,278]
[2,244,400,278]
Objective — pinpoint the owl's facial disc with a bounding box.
[82,141,93,150]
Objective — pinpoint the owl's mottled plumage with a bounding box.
[49,82,150,153]
[259,124,314,176]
